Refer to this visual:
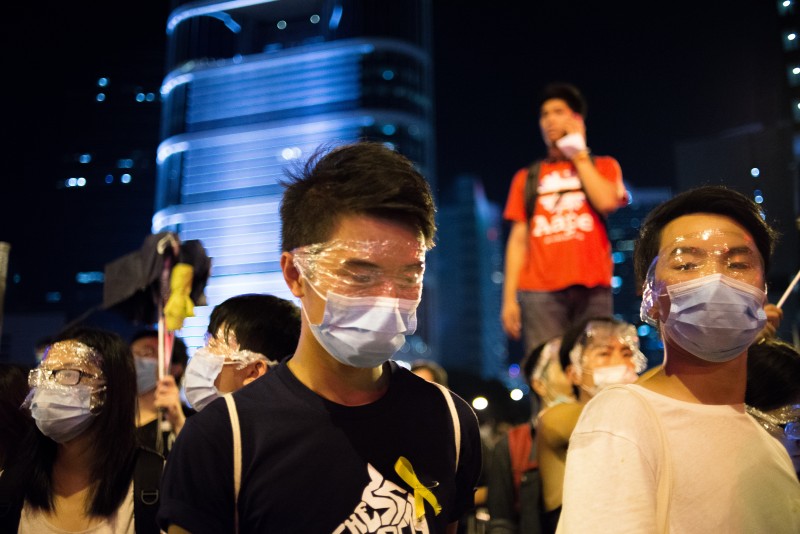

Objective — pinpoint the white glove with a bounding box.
[555,133,587,159]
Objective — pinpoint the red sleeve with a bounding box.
[595,157,628,207]
[503,168,530,223]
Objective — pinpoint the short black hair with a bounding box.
[207,294,301,361]
[539,82,587,117]
[633,185,778,289]
[746,338,800,411]
[280,141,436,252]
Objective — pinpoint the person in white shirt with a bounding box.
[557,185,800,533]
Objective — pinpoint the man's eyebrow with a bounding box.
[341,259,380,270]
[667,245,706,256]
[723,245,756,256]
[341,259,425,271]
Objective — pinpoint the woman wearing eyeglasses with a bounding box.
[2,326,162,533]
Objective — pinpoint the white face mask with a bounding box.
[583,364,638,397]
[29,385,97,443]
[183,348,225,411]
[304,282,419,368]
[134,357,158,394]
[664,274,767,362]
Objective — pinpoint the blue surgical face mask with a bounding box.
[303,281,419,368]
[29,385,97,443]
[134,357,158,394]
[663,273,767,363]
[183,348,225,411]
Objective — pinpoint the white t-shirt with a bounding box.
[557,384,800,534]
[19,482,134,534]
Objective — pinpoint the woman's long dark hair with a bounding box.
[25,326,138,516]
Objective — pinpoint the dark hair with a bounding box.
[280,141,437,252]
[410,359,449,387]
[26,326,138,516]
[559,316,622,371]
[130,328,188,368]
[208,294,301,361]
[746,338,800,411]
[521,340,550,383]
[539,82,587,117]
[633,185,778,288]
[0,362,33,468]
[520,341,548,411]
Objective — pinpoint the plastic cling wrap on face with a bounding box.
[25,340,107,412]
[640,229,765,326]
[747,404,800,440]
[568,320,647,374]
[205,329,274,369]
[292,239,426,300]
[532,337,562,382]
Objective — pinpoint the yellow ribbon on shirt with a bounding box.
[394,456,442,520]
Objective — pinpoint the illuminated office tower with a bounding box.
[435,176,506,381]
[153,1,436,350]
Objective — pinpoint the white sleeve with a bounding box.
[556,389,661,534]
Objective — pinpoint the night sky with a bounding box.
[431,2,789,206]
[1,1,791,313]
[6,2,789,205]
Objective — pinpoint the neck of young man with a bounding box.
[287,332,391,406]
[646,341,748,405]
[546,144,569,162]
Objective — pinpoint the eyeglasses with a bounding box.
[29,368,102,387]
[746,405,800,440]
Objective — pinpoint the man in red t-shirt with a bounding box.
[501,82,628,356]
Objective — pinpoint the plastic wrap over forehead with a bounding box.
[569,320,647,373]
[24,340,107,411]
[42,340,104,371]
[292,239,426,299]
[203,331,275,370]
[532,337,562,382]
[640,230,765,326]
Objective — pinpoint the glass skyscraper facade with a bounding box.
[154,0,437,350]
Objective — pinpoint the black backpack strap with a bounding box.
[134,446,165,534]
[523,160,542,222]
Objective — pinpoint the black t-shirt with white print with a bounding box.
[157,359,482,533]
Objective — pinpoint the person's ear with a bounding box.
[242,360,268,386]
[566,364,582,386]
[281,252,304,298]
[531,378,548,398]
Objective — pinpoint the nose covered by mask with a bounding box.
[183,348,225,411]
[304,281,419,368]
[29,385,97,443]
[134,356,158,394]
[662,273,767,363]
